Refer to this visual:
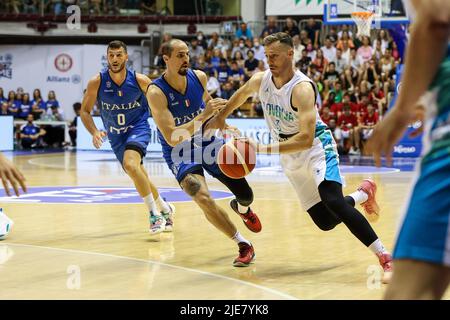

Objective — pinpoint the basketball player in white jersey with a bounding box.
[369,0,450,299]
[207,32,393,283]
[0,152,27,237]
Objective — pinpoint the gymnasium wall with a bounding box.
[0,45,149,121]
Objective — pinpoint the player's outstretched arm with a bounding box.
[80,75,105,149]
[258,82,316,154]
[136,73,152,94]
[367,0,450,166]
[205,72,264,132]
[0,152,27,197]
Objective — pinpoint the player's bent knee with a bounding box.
[236,188,253,207]
[315,221,338,231]
[123,160,139,175]
[181,174,202,197]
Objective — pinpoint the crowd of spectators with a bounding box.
[0,86,82,149]
[0,0,157,15]
[152,17,403,155]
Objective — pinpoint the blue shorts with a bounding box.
[162,137,225,183]
[108,124,151,165]
[393,154,450,266]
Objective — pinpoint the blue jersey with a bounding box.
[152,69,205,152]
[152,69,225,182]
[97,68,150,136]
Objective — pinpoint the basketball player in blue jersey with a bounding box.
[369,0,450,299]
[146,39,261,267]
[207,32,393,282]
[80,40,174,235]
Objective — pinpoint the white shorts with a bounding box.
[280,130,344,211]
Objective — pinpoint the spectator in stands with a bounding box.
[5,0,20,13]
[306,41,316,61]
[305,18,321,49]
[319,105,335,127]
[312,48,328,73]
[297,49,311,74]
[355,102,379,154]
[337,104,358,154]
[326,27,339,44]
[48,104,65,121]
[361,58,380,89]
[235,22,253,41]
[0,87,5,105]
[210,48,222,69]
[47,0,65,15]
[228,60,245,88]
[283,17,300,38]
[336,30,355,51]
[372,40,384,62]
[69,102,81,147]
[141,0,156,15]
[371,80,387,114]
[389,40,400,61]
[102,0,119,14]
[208,32,226,52]
[189,38,205,65]
[260,16,279,38]
[215,58,231,85]
[330,81,344,103]
[322,91,336,110]
[31,88,46,120]
[45,90,60,111]
[20,114,46,149]
[372,29,390,54]
[331,92,360,118]
[196,31,208,50]
[230,38,246,60]
[323,62,340,90]
[337,24,353,39]
[252,38,266,63]
[244,49,259,80]
[293,35,304,64]
[206,70,221,98]
[335,48,349,75]
[233,51,245,69]
[6,91,19,118]
[220,81,235,100]
[357,36,373,64]
[18,93,32,120]
[299,30,310,47]
[321,36,337,64]
[1,103,8,115]
[23,0,38,13]
[90,0,103,15]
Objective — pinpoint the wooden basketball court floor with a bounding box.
[0,151,448,300]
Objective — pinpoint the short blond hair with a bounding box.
[263,32,293,48]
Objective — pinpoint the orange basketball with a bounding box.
[217,139,256,179]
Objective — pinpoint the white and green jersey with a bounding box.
[420,46,450,162]
[258,69,327,142]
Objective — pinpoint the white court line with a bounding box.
[6,242,298,300]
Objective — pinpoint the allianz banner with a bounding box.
[0,45,83,120]
[390,64,423,157]
[0,45,148,121]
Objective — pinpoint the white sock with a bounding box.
[349,190,369,205]
[368,239,388,255]
[237,202,249,214]
[156,196,170,214]
[231,231,251,246]
[143,194,160,215]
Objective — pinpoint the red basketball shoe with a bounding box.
[233,242,255,267]
[230,199,262,233]
[358,179,380,223]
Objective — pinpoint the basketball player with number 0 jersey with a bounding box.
[80,40,174,235]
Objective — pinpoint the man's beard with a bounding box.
[109,62,126,73]
[178,67,188,76]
